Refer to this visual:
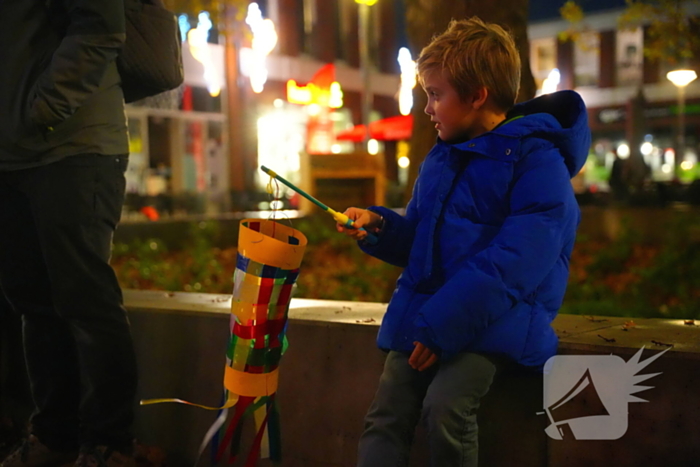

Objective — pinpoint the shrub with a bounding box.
[111,216,402,302]
[111,213,700,320]
[564,213,700,319]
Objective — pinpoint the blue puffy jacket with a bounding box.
[360,90,591,368]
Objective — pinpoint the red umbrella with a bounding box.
[336,114,413,142]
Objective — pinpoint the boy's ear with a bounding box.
[471,87,489,109]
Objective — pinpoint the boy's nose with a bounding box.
[424,104,433,115]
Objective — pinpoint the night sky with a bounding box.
[529,0,629,22]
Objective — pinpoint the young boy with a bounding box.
[337,17,590,467]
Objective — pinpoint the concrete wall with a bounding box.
[124,291,700,467]
[3,291,700,466]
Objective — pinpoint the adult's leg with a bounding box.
[357,351,434,467]
[421,352,497,467]
[0,173,81,452]
[7,155,137,451]
[0,292,34,433]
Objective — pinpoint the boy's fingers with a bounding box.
[409,342,438,371]
[415,349,433,368]
[343,208,373,228]
[337,223,368,240]
[338,208,371,237]
[408,346,419,368]
[409,342,430,369]
[417,354,438,371]
[343,208,362,221]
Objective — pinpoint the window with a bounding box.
[616,28,643,86]
[530,38,557,90]
[574,31,600,87]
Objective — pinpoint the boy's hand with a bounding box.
[336,208,382,240]
[409,342,439,371]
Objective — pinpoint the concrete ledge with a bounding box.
[123,290,700,467]
[3,292,698,465]
[125,289,700,357]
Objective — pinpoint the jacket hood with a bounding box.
[503,90,591,178]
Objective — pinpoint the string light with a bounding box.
[187,12,222,97]
[397,47,416,116]
[243,3,278,93]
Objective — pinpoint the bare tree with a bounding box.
[404,0,535,198]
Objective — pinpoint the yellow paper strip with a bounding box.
[232,282,271,303]
[239,220,307,269]
[140,392,239,410]
[231,302,270,323]
[224,367,279,397]
[242,272,263,286]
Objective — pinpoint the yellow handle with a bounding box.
[328,208,354,228]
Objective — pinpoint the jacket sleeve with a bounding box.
[414,150,579,359]
[358,163,423,267]
[30,0,125,127]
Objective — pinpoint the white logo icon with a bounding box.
[541,347,669,440]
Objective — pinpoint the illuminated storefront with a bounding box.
[122,0,407,218]
[123,11,228,219]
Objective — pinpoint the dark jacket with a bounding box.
[361,91,591,368]
[0,0,128,170]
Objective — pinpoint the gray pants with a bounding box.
[357,351,497,467]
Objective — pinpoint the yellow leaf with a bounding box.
[560,1,584,24]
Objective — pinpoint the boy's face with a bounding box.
[422,70,482,144]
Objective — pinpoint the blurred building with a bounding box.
[123,0,408,219]
[124,0,700,218]
[528,0,700,194]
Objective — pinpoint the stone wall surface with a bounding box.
[123,291,700,467]
[2,290,699,466]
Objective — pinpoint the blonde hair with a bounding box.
[417,17,521,111]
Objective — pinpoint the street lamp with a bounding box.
[666,68,698,174]
[355,0,378,145]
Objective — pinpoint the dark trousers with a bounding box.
[357,351,497,467]
[0,294,33,426]
[0,154,137,452]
